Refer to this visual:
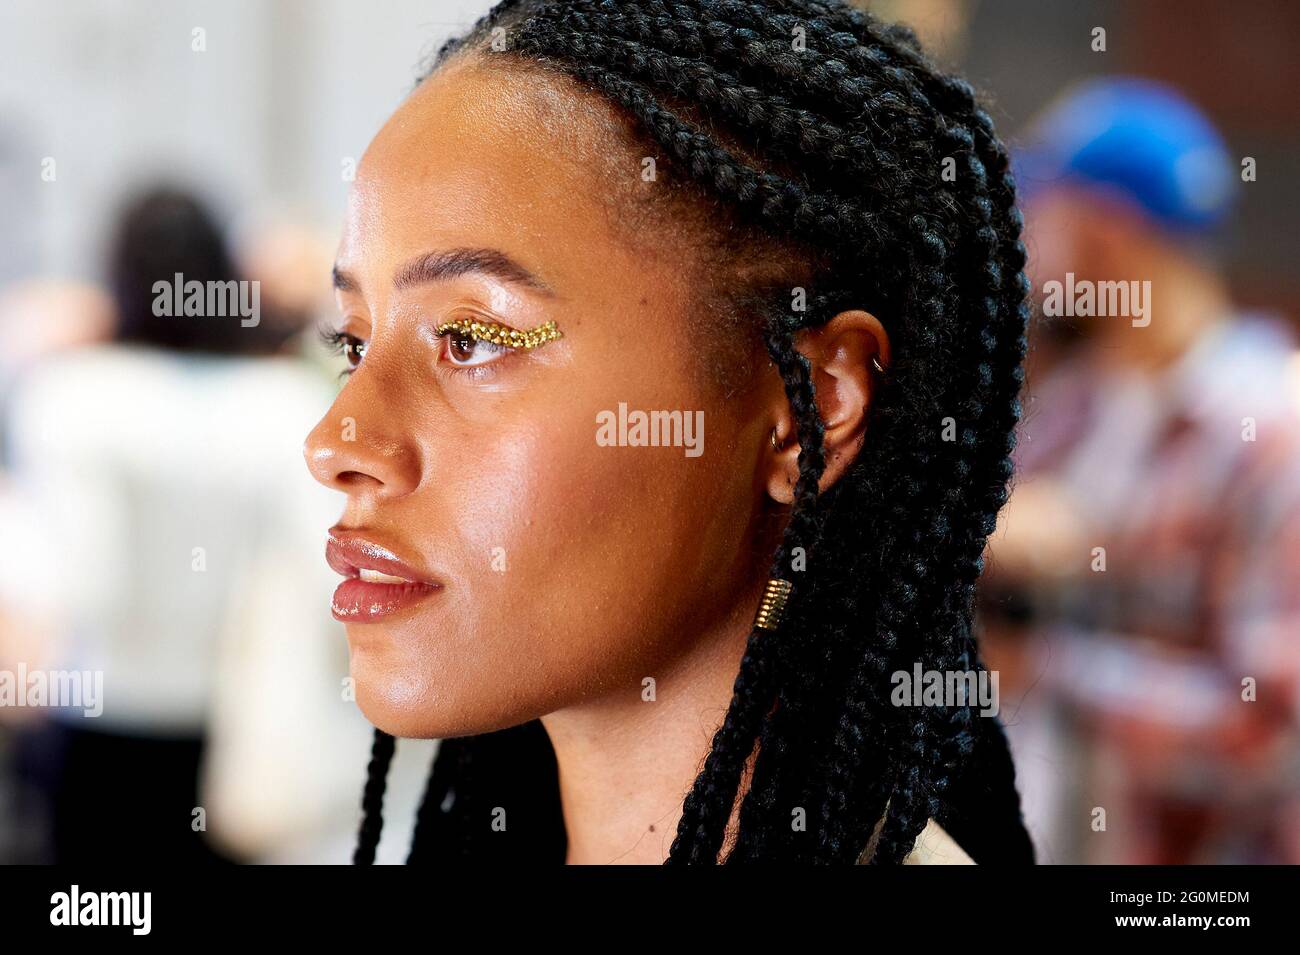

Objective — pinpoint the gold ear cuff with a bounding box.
[434,318,563,349]
[754,578,794,630]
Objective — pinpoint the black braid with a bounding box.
[355,0,1034,865]
[721,306,825,863]
[353,727,395,864]
[406,736,461,864]
[667,320,827,861]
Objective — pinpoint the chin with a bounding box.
[355,688,455,740]
[352,669,543,741]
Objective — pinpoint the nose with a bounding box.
[304,391,421,499]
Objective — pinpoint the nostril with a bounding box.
[337,470,382,489]
[303,418,419,497]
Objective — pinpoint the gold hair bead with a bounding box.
[434,318,563,349]
[754,578,794,630]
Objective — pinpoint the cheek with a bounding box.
[433,398,758,712]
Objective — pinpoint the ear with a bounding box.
[765,310,890,504]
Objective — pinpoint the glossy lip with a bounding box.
[326,529,442,623]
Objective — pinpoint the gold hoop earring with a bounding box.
[871,356,885,374]
[770,427,782,451]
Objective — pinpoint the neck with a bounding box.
[542,590,763,864]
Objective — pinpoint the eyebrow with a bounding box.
[332,247,556,296]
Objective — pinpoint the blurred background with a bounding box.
[0,0,1296,864]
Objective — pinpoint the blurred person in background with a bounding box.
[0,279,113,861]
[982,78,1300,863]
[0,186,363,862]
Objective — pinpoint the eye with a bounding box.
[320,327,367,374]
[432,318,563,373]
[442,329,508,368]
[340,335,367,368]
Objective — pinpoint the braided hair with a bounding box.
[352,0,1035,865]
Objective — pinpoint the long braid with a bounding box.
[406,737,463,864]
[353,727,396,864]
[667,330,825,862]
[718,307,827,863]
[858,32,1034,863]
[354,0,1034,865]
[665,623,779,863]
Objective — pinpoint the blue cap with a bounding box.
[1013,77,1234,234]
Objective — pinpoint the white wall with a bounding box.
[0,0,495,284]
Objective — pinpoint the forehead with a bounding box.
[335,53,773,394]
[339,56,643,273]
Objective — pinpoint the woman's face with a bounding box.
[305,57,780,738]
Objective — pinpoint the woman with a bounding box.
[305,0,1035,864]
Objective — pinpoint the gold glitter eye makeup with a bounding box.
[433,318,563,349]
[433,318,563,370]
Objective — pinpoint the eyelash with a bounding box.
[319,327,366,379]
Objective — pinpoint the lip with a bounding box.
[326,530,442,623]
